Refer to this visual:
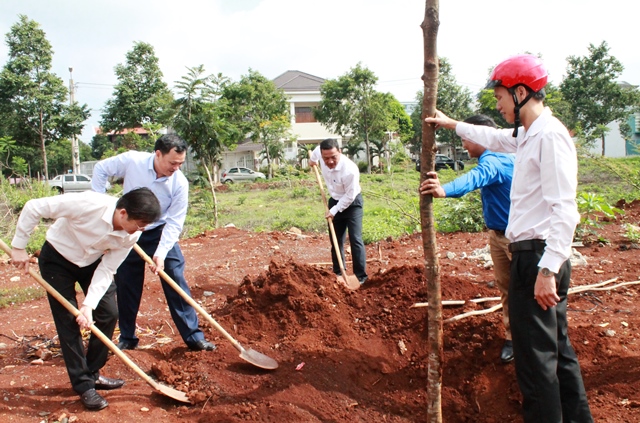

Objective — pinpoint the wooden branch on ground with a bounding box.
[284,231,310,238]
[469,297,501,304]
[411,300,466,308]
[578,280,640,291]
[422,277,638,324]
[568,277,618,294]
[445,303,503,323]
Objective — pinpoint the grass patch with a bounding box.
[2,156,640,249]
[0,286,46,309]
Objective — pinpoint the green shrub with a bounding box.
[434,192,485,233]
[291,187,310,199]
[575,192,623,242]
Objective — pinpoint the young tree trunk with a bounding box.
[420,1,442,422]
[39,110,49,180]
[202,160,219,229]
[601,133,606,157]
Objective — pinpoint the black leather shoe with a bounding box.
[80,388,108,411]
[95,375,125,390]
[116,339,138,350]
[188,339,216,351]
[501,340,514,363]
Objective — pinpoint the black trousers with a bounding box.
[115,225,204,347]
[38,242,117,395]
[509,241,593,423]
[328,193,367,282]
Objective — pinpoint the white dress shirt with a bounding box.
[91,151,188,260]
[11,191,141,310]
[310,146,362,216]
[456,107,580,273]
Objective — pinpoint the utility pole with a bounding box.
[69,67,80,174]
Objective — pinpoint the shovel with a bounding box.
[0,240,190,404]
[133,244,278,370]
[310,162,361,291]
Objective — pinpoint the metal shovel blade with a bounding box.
[133,244,279,371]
[342,274,362,291]
[154,383,190,403]
[239,347,279,370]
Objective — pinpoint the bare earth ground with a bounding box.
[1,201,640,422]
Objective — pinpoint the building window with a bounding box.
[295,107,316,123]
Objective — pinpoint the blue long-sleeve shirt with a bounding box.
[442,151,514,231]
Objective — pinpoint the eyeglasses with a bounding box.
[133,221,148,231]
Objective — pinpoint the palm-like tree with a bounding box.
[342,140,365,161]
[172,65,230,227]
[297,143,314,166]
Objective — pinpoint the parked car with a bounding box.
[48,173,110,193]
[221,167,266,184]
[415,154,465,172]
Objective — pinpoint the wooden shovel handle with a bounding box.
[310,162,349,278]
[132,244,245,353]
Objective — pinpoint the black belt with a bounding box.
[508,239,546,253]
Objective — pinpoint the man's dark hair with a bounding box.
[154,134,187,155]
[532,88,546,101]
[463,114,498,128]
[116,187,161,224]
[319,138,340,151]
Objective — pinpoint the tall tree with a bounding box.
[221,69,290,179]
[100,42,174,138]
[0,15,90,180]
[314,63,380,173]
[561,41,640,156]
[421,1,442,421]
[411,57,472,164]
[172,65,234,227]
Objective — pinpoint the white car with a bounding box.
[221,167,266,183]
[48,174,110,193]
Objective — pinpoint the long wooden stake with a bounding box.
[420,1,442,422]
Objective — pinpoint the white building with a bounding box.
[220,70,342,173]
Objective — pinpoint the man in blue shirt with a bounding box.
[92,134,215,352]
[420,115,515,363]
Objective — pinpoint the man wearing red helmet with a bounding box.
[425,55,593,422]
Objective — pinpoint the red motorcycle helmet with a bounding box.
[486,54,548,92]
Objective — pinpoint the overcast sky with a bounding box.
[1,0,638,144]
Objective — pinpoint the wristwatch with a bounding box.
[539,267,556,277]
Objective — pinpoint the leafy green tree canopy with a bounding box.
[221,69,290,178]
[561,41,640,154]
[315,63,391,172]
[100,42,174,136]
[0,15,90,179]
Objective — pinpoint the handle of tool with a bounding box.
[132,244,245,353]
[0,239,161,390]
[310,161,349,279]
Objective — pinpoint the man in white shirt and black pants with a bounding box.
[310,138,368,285]
[425,55,593,423]
[10,188,161,410]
